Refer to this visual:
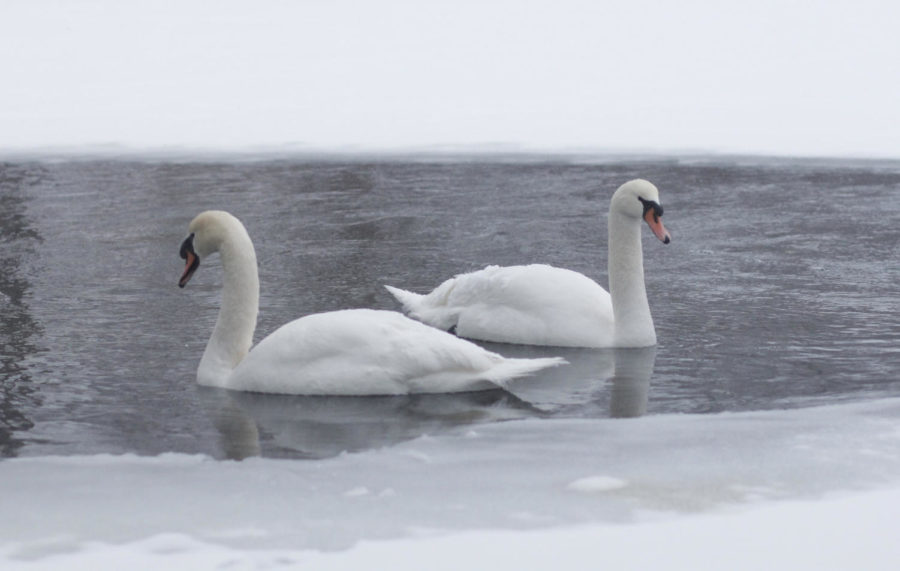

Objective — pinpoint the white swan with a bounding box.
[386,179,671,348]
[177,210,564,395]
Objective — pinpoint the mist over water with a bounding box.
[1,155,898,459]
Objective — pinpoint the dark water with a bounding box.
[1,155,898,459]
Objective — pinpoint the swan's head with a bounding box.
[610,179,671,244]
[178,210,246,288]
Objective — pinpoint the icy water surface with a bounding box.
[1,155,898,459]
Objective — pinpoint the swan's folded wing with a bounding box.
[227,309,563,395]
[448,265,615,347]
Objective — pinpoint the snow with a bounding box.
[2,0,899,158]
[303,489,900,571]
[6,489,900,570]
[566,475,629,493]
[2,398,899,569]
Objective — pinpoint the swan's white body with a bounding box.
[178,211,563,396]
[387,264,615,347]
[386,179,671,348]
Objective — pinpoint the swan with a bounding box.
[386,179,671,348]
[177,210,564,395]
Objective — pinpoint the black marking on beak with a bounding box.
[179,233,194,260]
[637,196,671,244]
[637,196,664,222]
[178,233,200,288]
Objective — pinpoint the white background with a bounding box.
[2,0,898,156]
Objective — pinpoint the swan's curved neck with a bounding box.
[607,211,656,347]
[198,233,259,387]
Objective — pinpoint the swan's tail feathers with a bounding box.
[384,285,424,314]
[486,357,567,386]
[386,281,462,331]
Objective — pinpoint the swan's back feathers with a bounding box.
[226,309,564,395]
[388,265,614,347]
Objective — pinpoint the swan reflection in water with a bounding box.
[200,346,656,460]
[483,344,655,419]
[198,387,541,460]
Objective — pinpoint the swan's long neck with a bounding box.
[198,232,259,387]
[607,211,656,347]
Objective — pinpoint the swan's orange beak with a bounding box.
[643,207,671,244]
[179,234,200,288]
[179,251,199,288]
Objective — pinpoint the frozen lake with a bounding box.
[1,154,899,566]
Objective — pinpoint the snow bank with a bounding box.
[5,488,899,570]
[1,398,899,568]
[304,487,900,571]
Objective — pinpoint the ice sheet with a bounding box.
[2,398,899,567]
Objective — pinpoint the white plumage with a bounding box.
[386,264,614,347]
[386,179,671,348]
[178,211,564,395]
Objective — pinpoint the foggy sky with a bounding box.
[2,0,898,157]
